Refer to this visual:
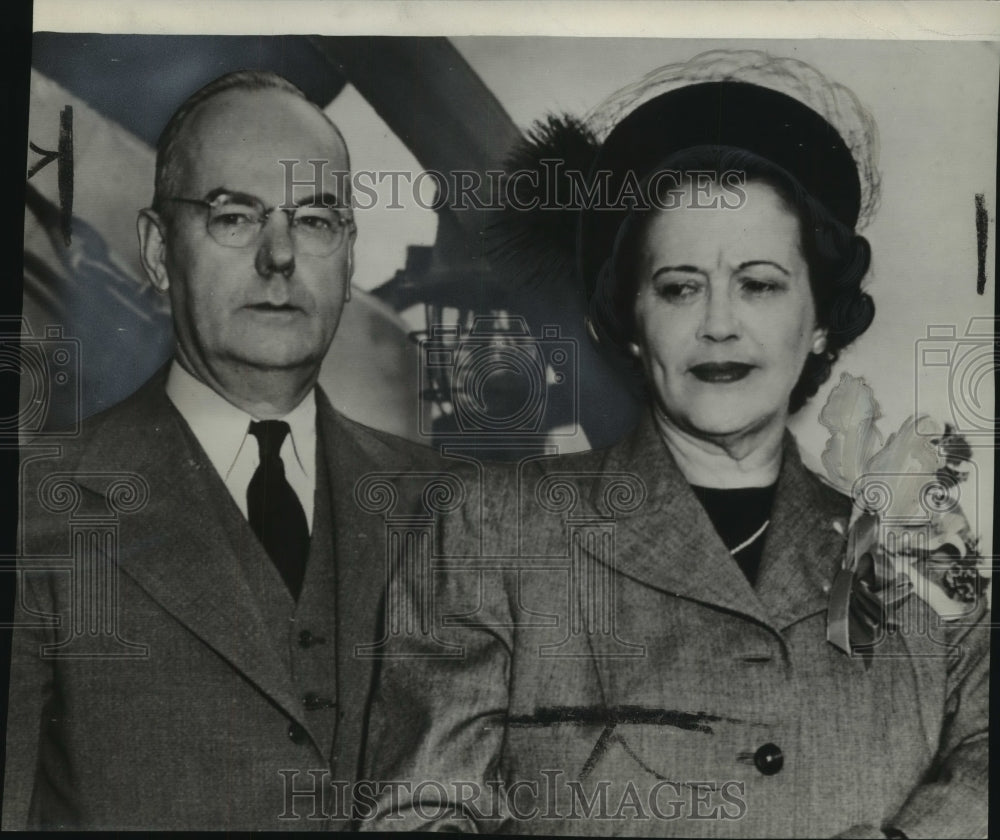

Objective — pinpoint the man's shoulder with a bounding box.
[17,372,181,550]
[23,370,173,472]
[317,395,453,473]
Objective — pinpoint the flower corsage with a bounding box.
[818,374,989,656]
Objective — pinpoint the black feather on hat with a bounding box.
[486,114,599,294]
[488,81,862,311]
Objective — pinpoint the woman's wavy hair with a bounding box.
[588,146,875,413]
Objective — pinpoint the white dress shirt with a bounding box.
[165,361,316,532]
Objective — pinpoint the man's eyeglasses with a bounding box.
[164,193,354,256]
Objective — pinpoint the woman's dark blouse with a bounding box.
[690,483,777,585]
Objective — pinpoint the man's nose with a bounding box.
[254,212,296,278]
[698,286,740,342]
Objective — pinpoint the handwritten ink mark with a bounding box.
[579,722,616,780]
[27,106,73,246]
[975,193,987,295]
[27,143,58,179]
[507,704,737,733]
[511,705,747,781]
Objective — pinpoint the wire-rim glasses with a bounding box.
[164,192,354,256]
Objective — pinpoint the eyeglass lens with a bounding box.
[206,200,349,255]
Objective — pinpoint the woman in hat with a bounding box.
[361,53,988,838]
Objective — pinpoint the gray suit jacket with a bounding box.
[363,412,989,838]
[3,368,448,830]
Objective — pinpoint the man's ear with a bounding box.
[137,209,171,293]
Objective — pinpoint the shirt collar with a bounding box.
[165,360,315,481]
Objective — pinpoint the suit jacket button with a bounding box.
[288,722,308,745]
[753,743,784,775]
[298,630,326,648]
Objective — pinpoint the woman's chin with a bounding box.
[666,401,781,443]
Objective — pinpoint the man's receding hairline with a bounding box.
[174,86,350,163]
[154,75,351,217]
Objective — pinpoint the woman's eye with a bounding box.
[740,277,782,295]
[654,281,700,301]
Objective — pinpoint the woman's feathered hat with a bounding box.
[489,50,880,307]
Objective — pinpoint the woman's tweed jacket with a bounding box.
[363,411,989,838]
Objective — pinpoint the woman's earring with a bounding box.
[812,335,828,355]
[627,341,642,358]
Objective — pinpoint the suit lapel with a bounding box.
[582,412,773,629]
[755,434,850,629]
[73,374,309,728]
[580,415,852,747]
[578,414,850,633]
[316,394,393,776]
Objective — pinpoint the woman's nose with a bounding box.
[255,212,296,278]
[698,287,739,342]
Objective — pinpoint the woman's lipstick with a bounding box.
[689,362,754,383]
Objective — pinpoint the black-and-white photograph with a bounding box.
[2,1,996,834]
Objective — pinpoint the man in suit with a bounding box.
[4,70,446,830]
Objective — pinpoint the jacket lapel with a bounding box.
[73,374,309,728]
[578,414,850,634]
[755,434,850,630]
[316,393,395,777]
[579,414,852,747]
[583,412,773,629]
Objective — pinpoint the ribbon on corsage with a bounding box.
[818,373,988,656]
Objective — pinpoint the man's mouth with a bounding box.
[688,362,755,383]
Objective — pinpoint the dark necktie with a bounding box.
[246,420,309,600]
